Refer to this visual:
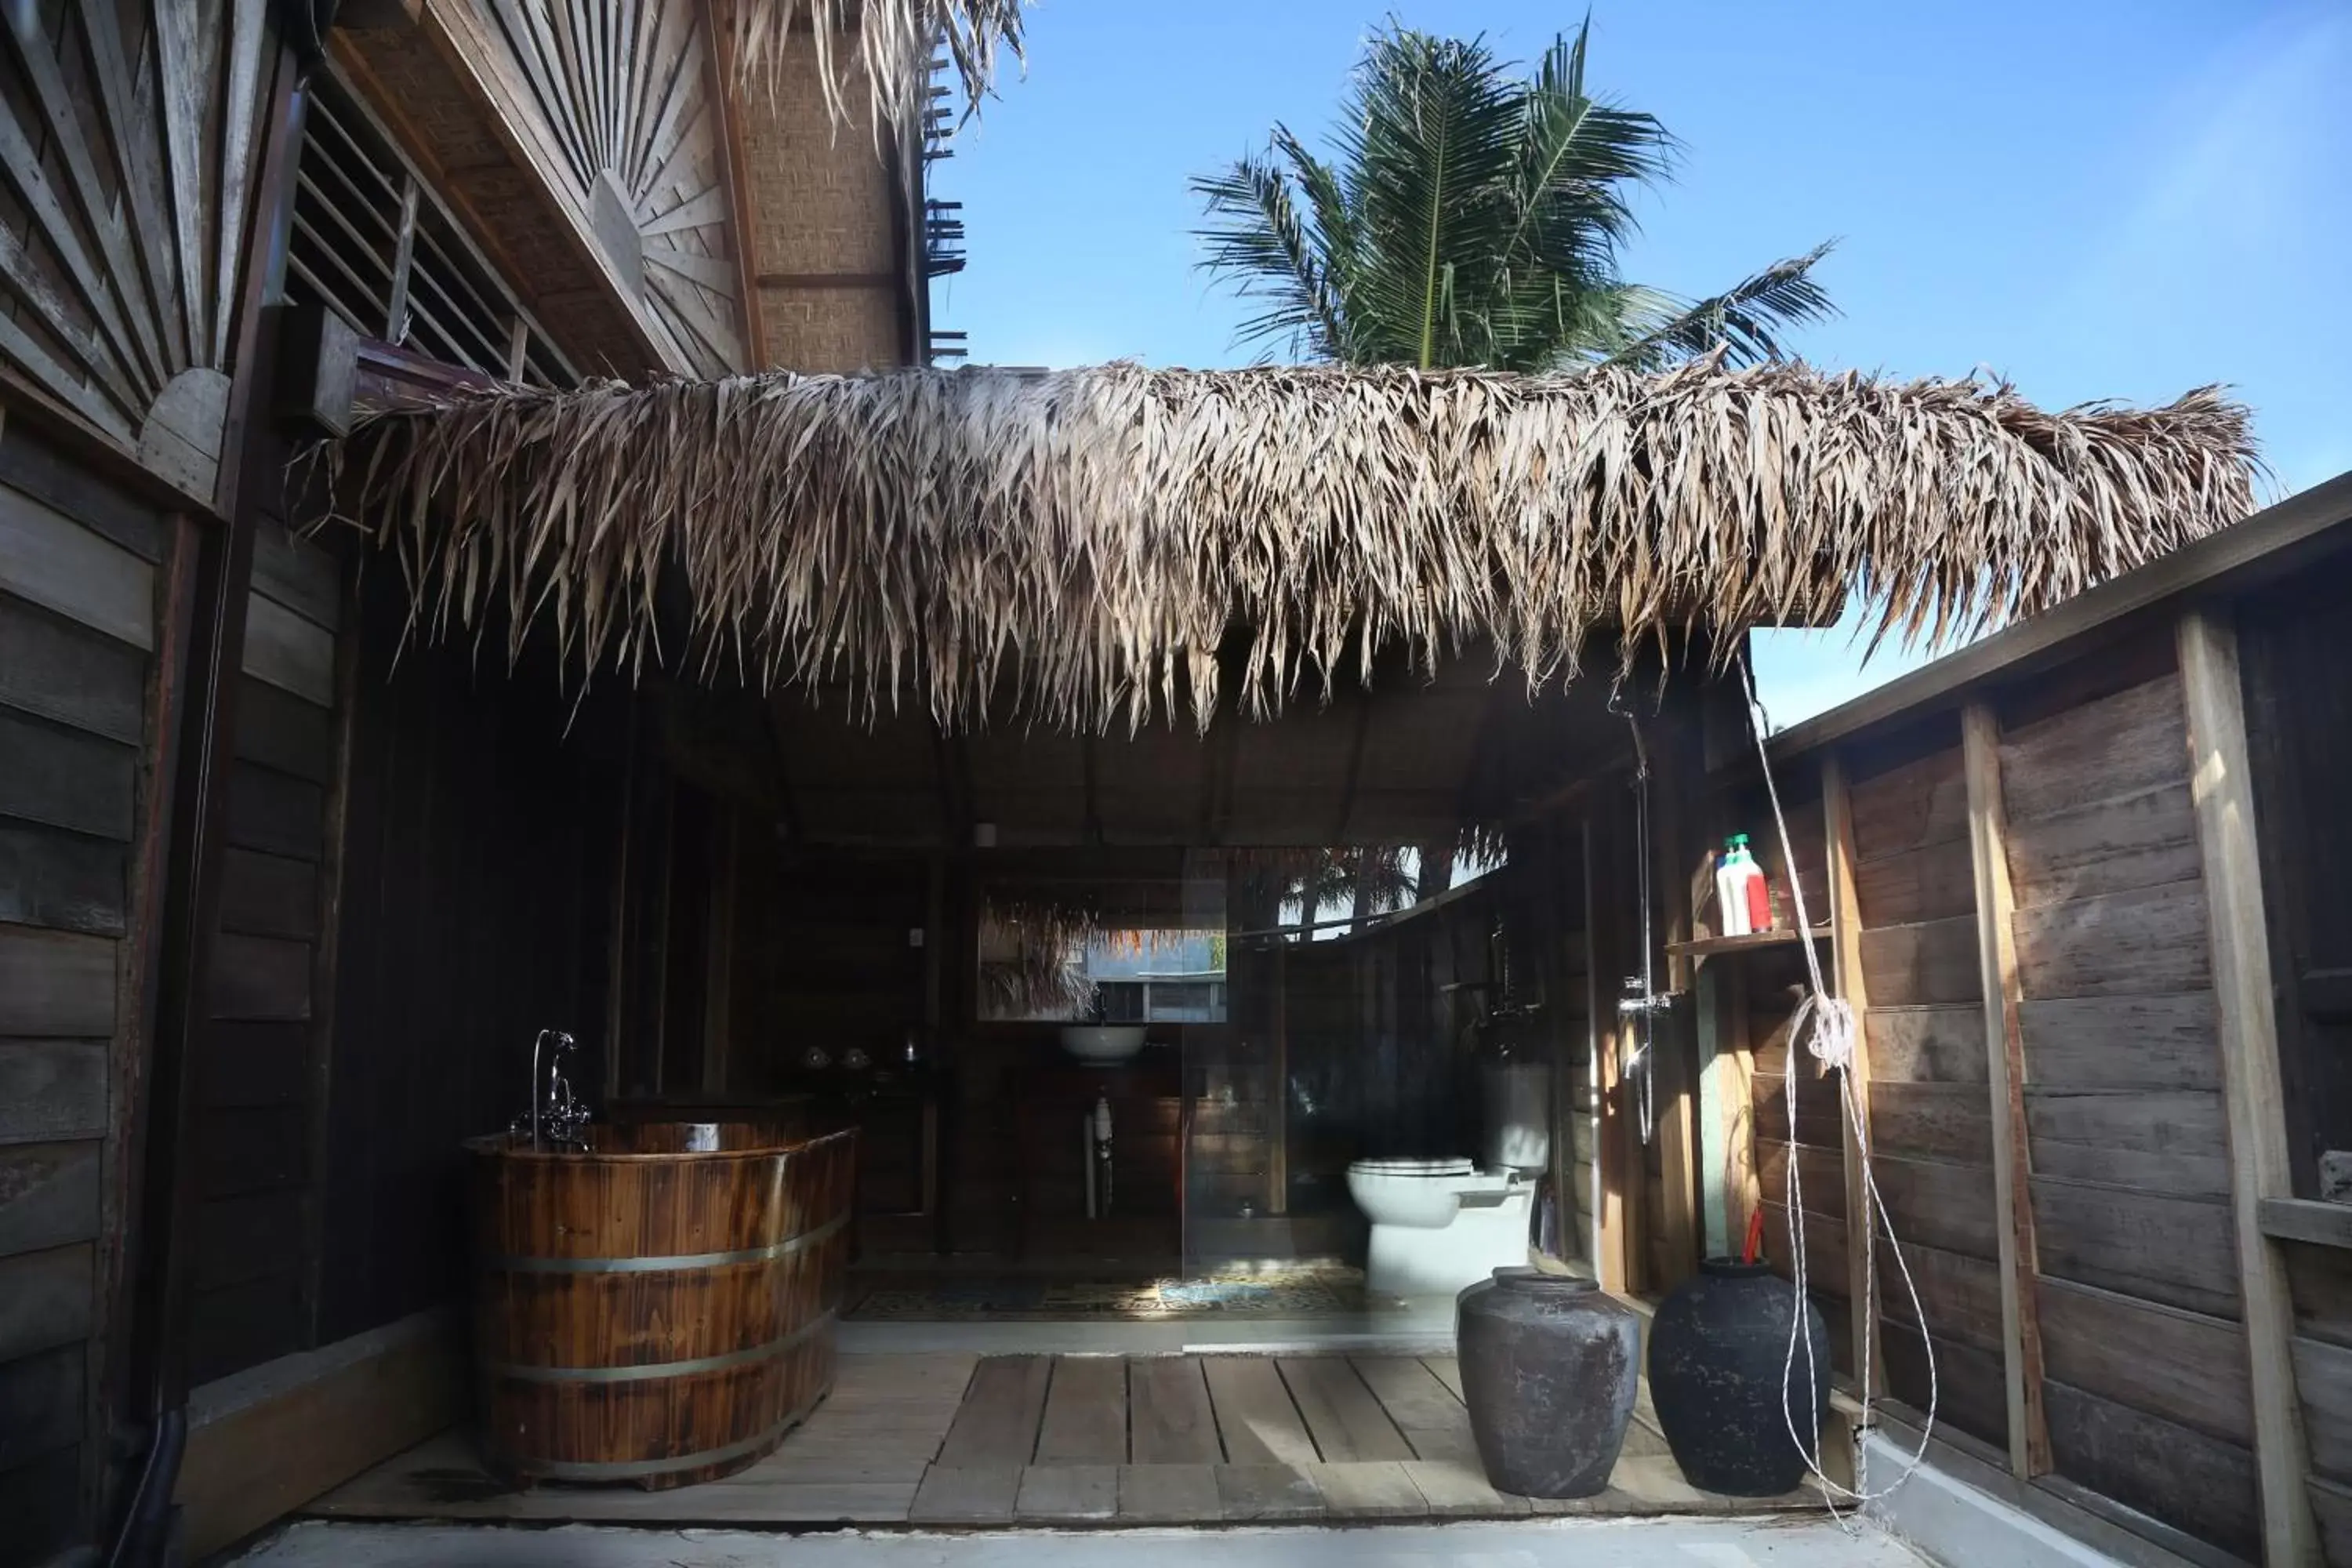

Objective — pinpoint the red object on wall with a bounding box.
[1744,862,1773,933]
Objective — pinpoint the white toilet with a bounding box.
[1347,1062,1552,1299]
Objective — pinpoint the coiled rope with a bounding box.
[1737,648,1939,1522]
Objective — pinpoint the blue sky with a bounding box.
[931,0,2350,724]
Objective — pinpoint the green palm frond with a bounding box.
[1606,243,1840,371]
[1192,18,1833,373]
[1192,146,1349,361]
[1342,30,1526,367]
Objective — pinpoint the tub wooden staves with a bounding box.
[465,1121,858,1488]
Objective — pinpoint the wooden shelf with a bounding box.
[1666,927,1831,960]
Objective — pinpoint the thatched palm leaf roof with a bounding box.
[732,1,1024,133]
[324,360,2254,733]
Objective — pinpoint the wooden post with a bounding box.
[1960,700,2053,1478]
[2177,607,2317,1566]
[1269,938,1288,1217]
[1587,808,1632,1294]
[1821,753,1883,1395]
[384,175,420,342]
[1653,721,1701,1290]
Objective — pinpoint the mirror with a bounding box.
[974,865,1232,1025]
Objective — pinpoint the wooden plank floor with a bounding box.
[313,1352,1820,1527]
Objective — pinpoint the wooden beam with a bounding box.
[2259,1196,2352,1250]
[700,0,765,368]
[2176,606,2317,1566]
[1959,699,2053,1478]
[1821,753,1883,1395]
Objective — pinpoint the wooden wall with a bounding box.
[2243,568,2352,1563]
[1843,720,2009,1446]
[182,522,347,1385]
[1726,623,2292,1562]
[1997,661,2259,1555]
[314,572,626,1344]
[0,427,172,1566]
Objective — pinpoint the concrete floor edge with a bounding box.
[233,1515,1933,1566]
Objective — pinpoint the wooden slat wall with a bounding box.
[1995,669,2259,1559]
[183,513,346,1385]
[2284,1243,2352,1562]
[314,572,625,1343]
[0,432,166,1568]
[1832,725,2011,1448]
[2241,574,2352,1563]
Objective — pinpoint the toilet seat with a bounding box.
[1351,1157,1475,1178]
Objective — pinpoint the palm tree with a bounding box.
[1192,20,1833,372]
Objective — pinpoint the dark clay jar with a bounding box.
[1456,1266,1640,1499]
[1647,1258,1829,1496]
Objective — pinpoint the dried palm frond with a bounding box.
[730,0,1025,135]
[978,896,1098,1017]
[320,359,2257,735]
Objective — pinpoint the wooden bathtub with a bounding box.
[464,1120,858,1488]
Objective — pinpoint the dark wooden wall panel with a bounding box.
[0,826,126,936]
[2042,1381,2260,1563]
[1834,738,2003,1445]
[0,1041,107,1144]
[184,519,350,1386]
[1992,667,2252,1553]
[315,572,623,1343]
[0,1244,95,1367]
[0,432,164,1564]
[0,593,146,744]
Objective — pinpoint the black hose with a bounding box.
[103,1406,184,1568]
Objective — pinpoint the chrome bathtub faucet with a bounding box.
[513,1028,590,1152]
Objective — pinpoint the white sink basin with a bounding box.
[1058,1025,1149,1064]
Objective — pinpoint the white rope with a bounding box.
[1624,716,1658,1145]
[1737,648,1937,1521]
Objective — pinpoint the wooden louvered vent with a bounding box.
[285,76,576,388]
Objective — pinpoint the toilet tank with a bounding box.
[1481,1060,1552,1174]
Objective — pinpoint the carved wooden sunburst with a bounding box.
[473,0,746,376]
[0,0,277,504]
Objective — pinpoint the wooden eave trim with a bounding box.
[1763,470,2352,765]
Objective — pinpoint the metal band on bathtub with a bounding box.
[480,1308,837,1385]
[482,1212,849,1275]
[488,1384,832,1483]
